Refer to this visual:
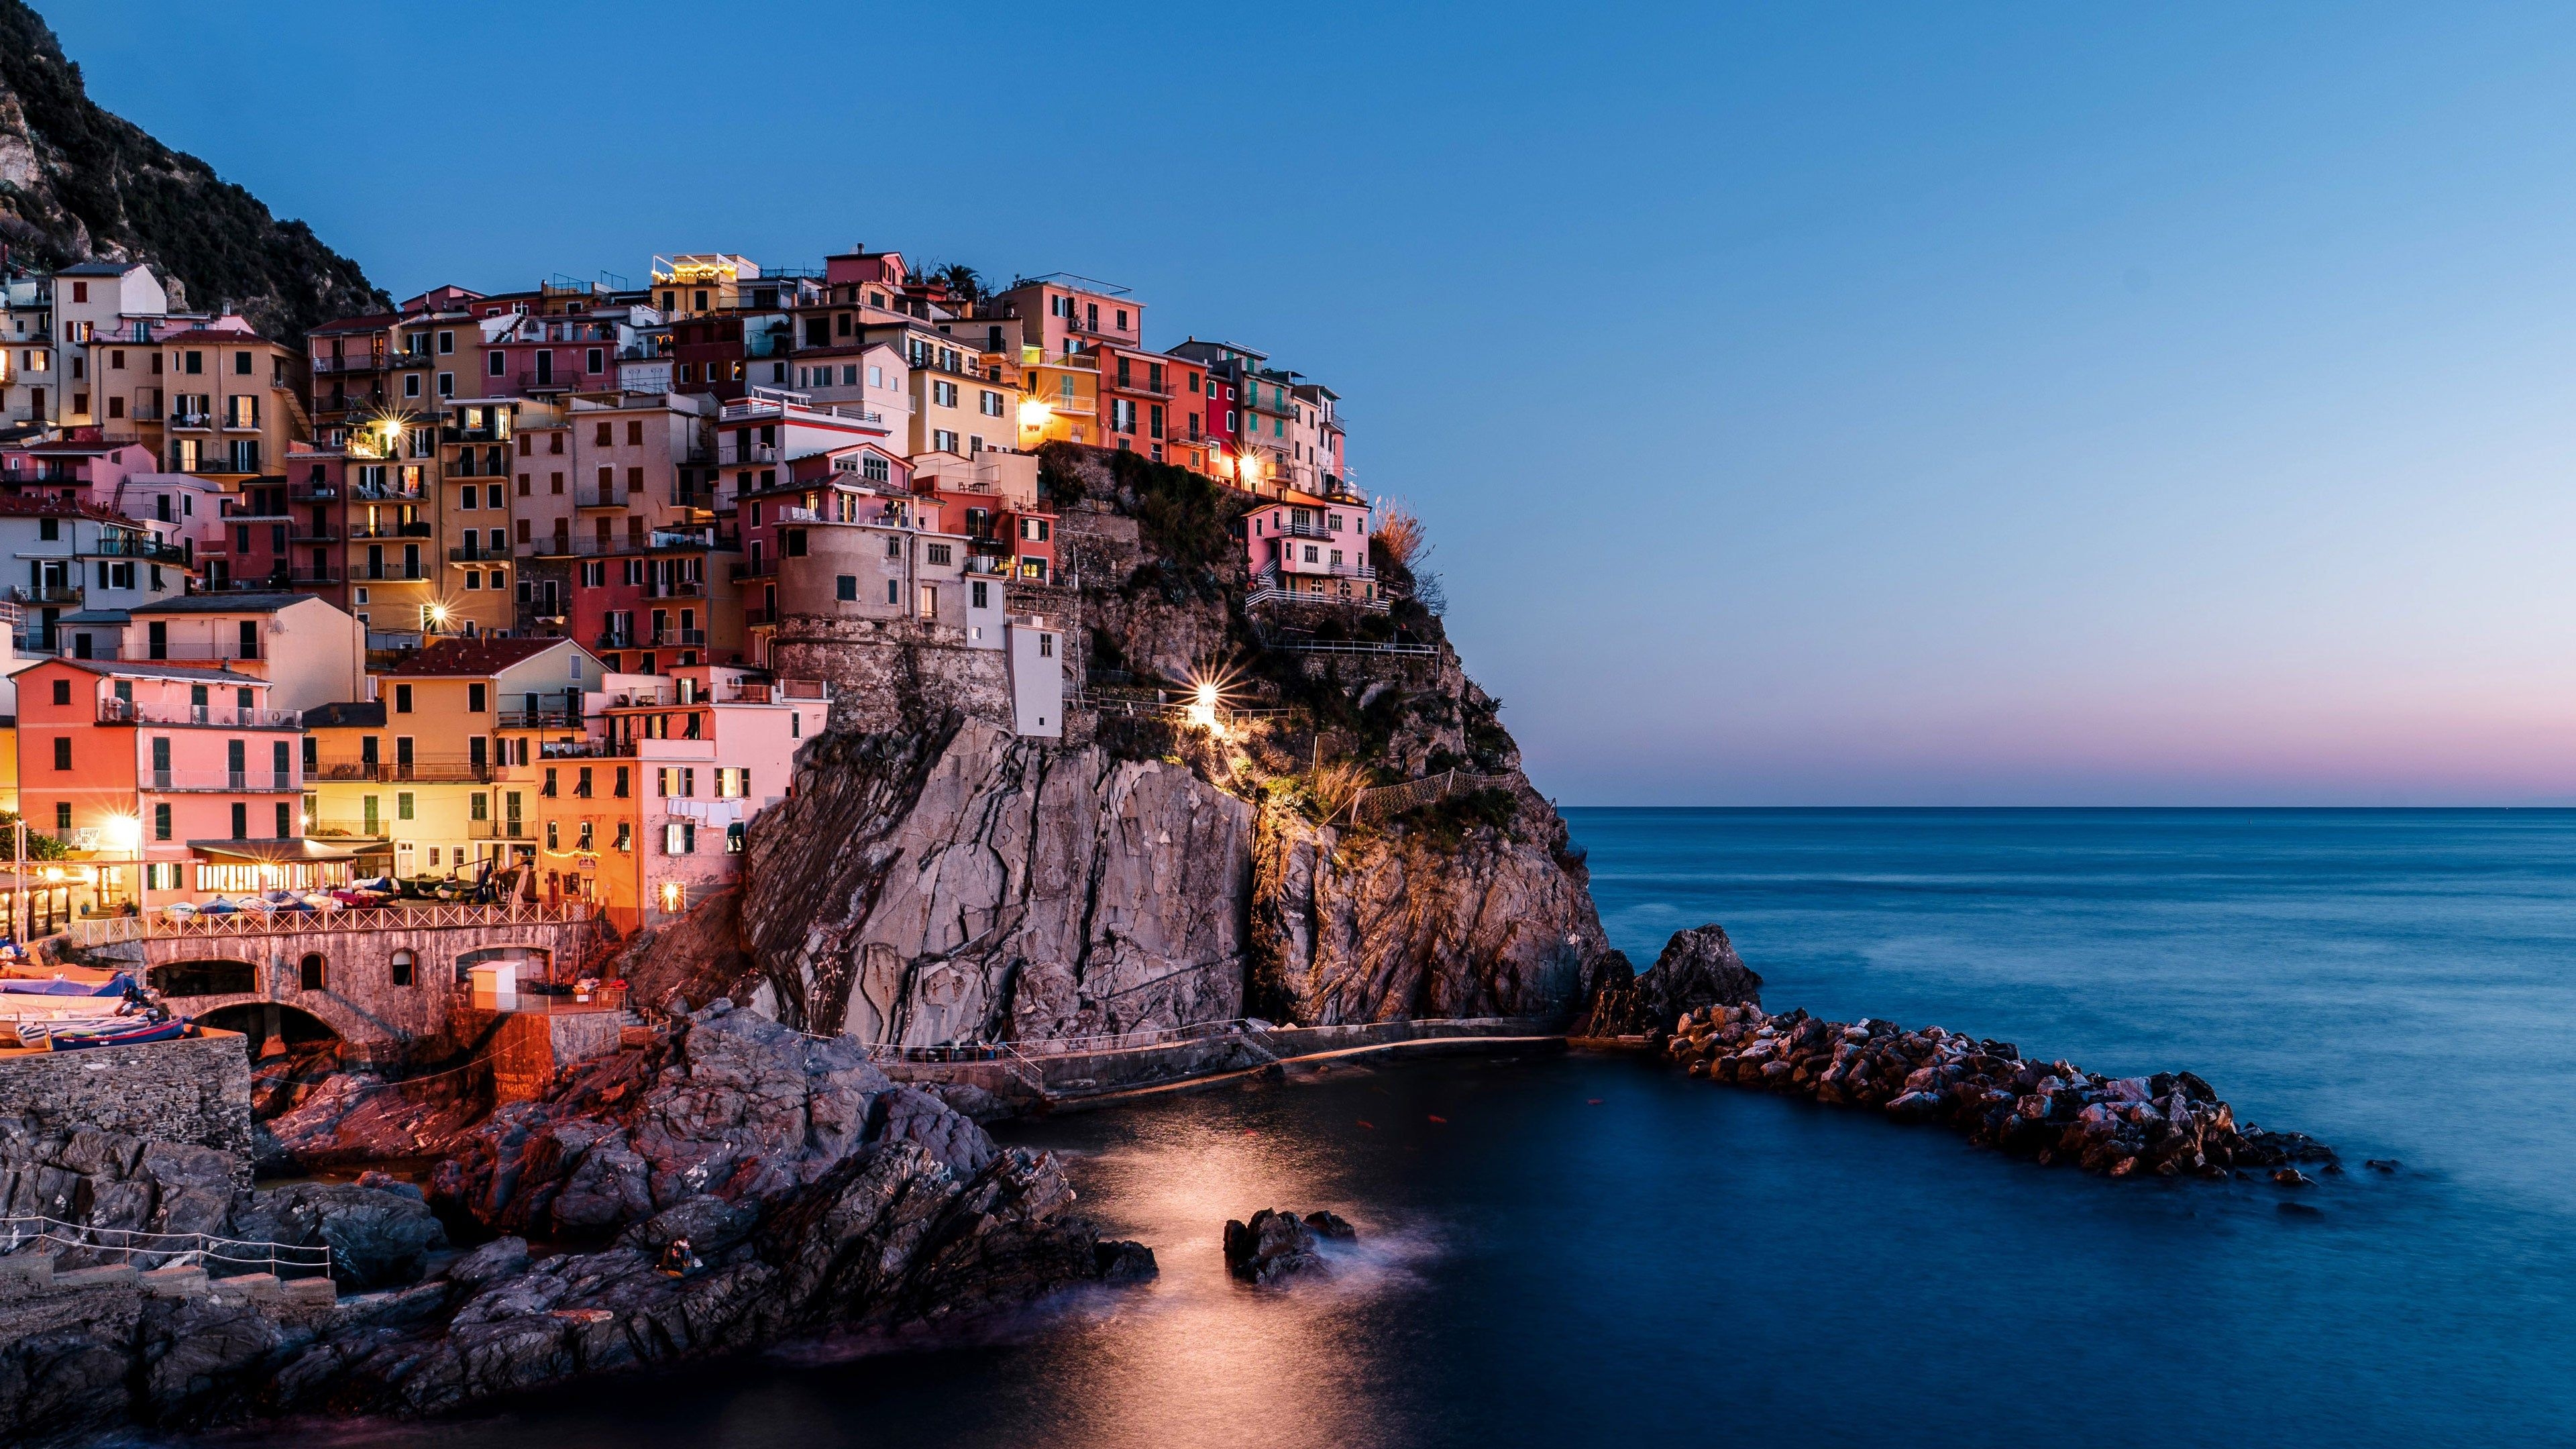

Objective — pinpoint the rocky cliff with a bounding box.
[631,447,1619,1046]
[0,1,383,338]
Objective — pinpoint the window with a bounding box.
[396,792,415,821]
[154,804,170,841]
[785,529,808,557]
[50,737,68,771]
[276,802,292,838]
[980,390,1004,417]
[395,684,413,713]
[971,580,989,609]
[49,678,68,704]
[55,803,69,833]
[437,331,454,354]
[1039,634,1056,657]
[836,574,857,601]
[918,584,937,619]
[299,954,326,991]
[665,820,696,855]
[886,578,899,605]
[926,543,951,566]
[931,380,958,408]
[391,950,416,988]
[488,352,505,376]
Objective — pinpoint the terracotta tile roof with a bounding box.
[0,495,136,525]
[384,636,568,677]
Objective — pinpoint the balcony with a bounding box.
[651,628,708,647]
[716,443,779,466]
[466,819,536,840]
[132,643,262,663]
[286,480,341,502]
[143,769,299,793]
[11,584,83,605]
[349,521,434,540]
[352,561,429,582]
[99,700,302,728]
[496,709,583,730]
[575,487,629,511]
[643,578,704,600]
[290,526,343,544]
[168,411,213,431]
[539,738,637,759]
[446,545,508,564]
[730,561,775,581]
[595,631,635,651]
[672,488,718,512]
[81,533,189,563]
[306,757,500,784]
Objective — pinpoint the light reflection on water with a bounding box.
[182,811,2576,1448]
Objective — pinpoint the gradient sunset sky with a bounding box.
[51,3,2576,804]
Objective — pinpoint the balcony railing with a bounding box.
[595,631,635,651]
[100,701,302,728]
[496,709,583,729]
[144,769,299,792]
[306,757,502,784]
[11,584,82,605]
[84,534,189,562]
[349,522,435,539]
[466,819,536,840]
[447,545,508,564]
[643,578,705,600]
[574,488,629,510]
[716,443,779,465]
[651,628,708,646]
[133,643,262,663]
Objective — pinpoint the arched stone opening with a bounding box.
[153,959,262,998]
[197,1001,342,1057]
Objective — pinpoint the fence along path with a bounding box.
[1345,768,1517,825]
[1,1214,333,1278]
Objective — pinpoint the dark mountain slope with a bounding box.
[0,0,384,339]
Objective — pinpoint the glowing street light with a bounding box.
[1018,398,1054,429]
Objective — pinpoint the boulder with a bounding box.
[1224,1208,1330,1284]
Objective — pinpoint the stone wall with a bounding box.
[0,1034,253,1175]
[769,616,1013,733]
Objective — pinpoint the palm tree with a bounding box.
[930,263,986,304]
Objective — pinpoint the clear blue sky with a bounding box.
[48,3,2576,804]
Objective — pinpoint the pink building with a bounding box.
[1242,491,1379,608]
[15,657,332,916]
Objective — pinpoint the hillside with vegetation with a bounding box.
[0,0,384,338]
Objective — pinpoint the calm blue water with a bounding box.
[266,810,2576,1448]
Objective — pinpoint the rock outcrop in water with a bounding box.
[1222,1208,1355,1284]
[1572,923,1763,1036]
[1663,999,2337,1178]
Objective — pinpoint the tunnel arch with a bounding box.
[195,1002,343,1058]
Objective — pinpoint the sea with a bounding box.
[237,809,2576,1449]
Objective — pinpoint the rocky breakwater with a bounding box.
[2,1002,1152,1444]
[1668,1001,2339,1179]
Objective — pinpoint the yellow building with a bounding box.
[1017,350,1100,448]
[649,256,758,321]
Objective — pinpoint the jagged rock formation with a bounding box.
[1574,922,1764,1036]
[1223,1208,1355,1284]
[0,1,383,338]
[0,1003,1148,1442]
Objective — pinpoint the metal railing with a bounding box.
[144,769,299,792]
[63,900,590,945]
[99,701,302,728]
[1,1215,334,1280]
[305,758,500,784]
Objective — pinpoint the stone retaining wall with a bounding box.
[0,1034,252,1173]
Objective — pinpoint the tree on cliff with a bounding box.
[0,0,386,339]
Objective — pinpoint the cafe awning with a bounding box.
[185,839,360,864]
